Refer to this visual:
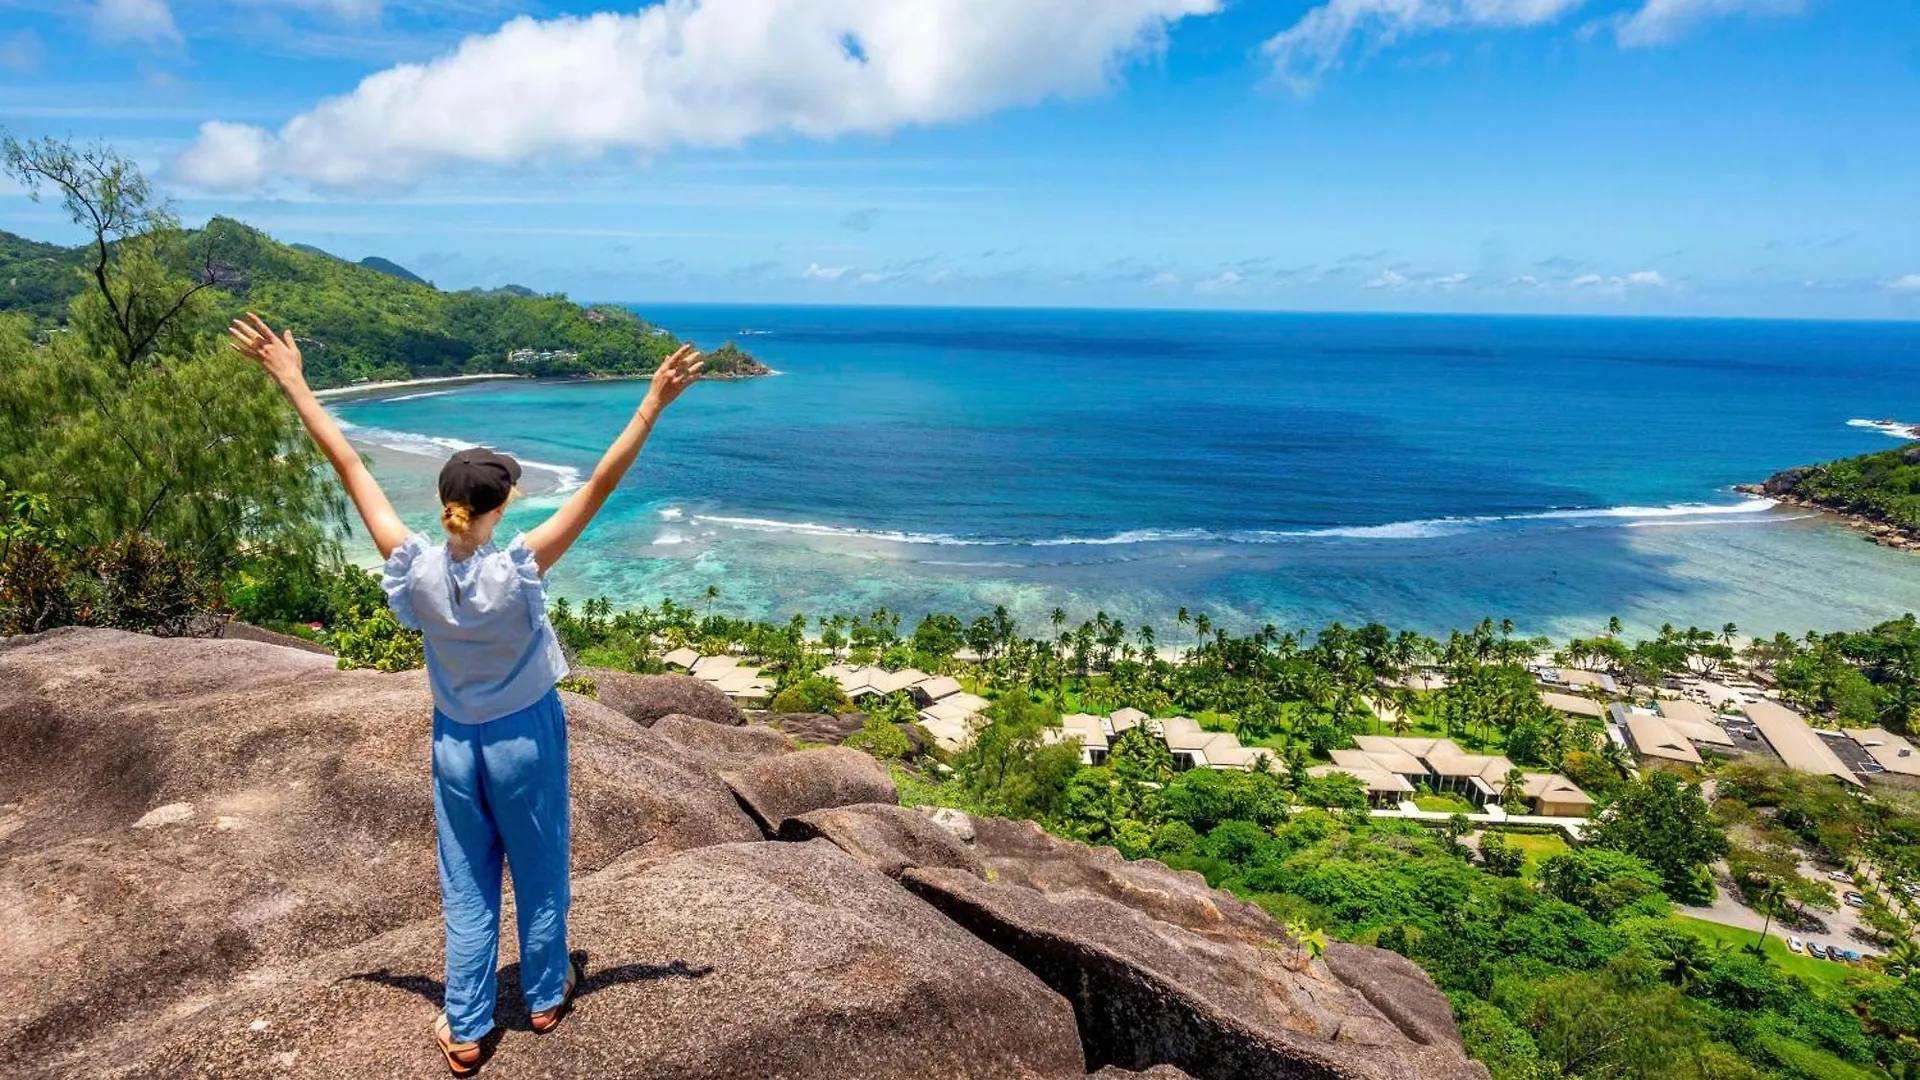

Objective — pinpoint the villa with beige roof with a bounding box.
[1313,735,1593,816]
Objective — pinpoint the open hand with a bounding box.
[228,313,305,388]
[645,344,703,411]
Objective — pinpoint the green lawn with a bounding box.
[1669,915,1867,988]
[1501,832,1571,878]
[1416,795,1477,814]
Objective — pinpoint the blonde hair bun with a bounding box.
[441,501,473,535]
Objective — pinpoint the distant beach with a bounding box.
[315,373,526,402]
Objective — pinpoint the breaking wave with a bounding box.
[690,499,1783,549]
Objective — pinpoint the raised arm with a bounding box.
[229,313,411,559]
[522,344,703,573]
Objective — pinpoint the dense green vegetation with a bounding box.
[13,134,1920,1080]
[1771,444,1920,535]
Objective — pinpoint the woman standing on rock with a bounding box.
[229,313,703,1075]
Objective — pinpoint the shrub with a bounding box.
[0,533,224,637]
[1150,820,1203,857]
[329,605,424,673]
[769,673,852,715]
[1479,833,1526,878]
[843,713,913,761]
[556,674,599,699]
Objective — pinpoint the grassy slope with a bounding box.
[1670,914,1861,989]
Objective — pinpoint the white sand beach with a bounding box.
[314,373,526,402]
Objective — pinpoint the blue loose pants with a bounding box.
[432,688,572,1043]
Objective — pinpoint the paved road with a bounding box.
[1681,860,1881,957]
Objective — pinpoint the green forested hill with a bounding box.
[0,228,87,324]
[0,217,767,389]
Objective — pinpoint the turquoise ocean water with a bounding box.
[333,306,1920,640]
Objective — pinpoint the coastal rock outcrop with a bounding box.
[904,867,1486,1080]
[779,801,987,880]
[648,713,794,770]
[107,841,1086,1080]
[719,746,898,836]
[753,708,865,744]
[585,668,745,727]
[1,628,1488,1080]
[0,629,757,1077]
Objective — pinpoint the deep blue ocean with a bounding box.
[333,305,1920,640]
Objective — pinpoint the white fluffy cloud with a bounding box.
[1263,0,1585,94]
[91,0,182,44]
[1264,0,1802,91]
[1887,274,1920,294]
[172,0,1221,193]
[1616,0,1800,47]
[1571,268,1669,291]
[802,264,850,282]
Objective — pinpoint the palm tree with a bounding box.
[1606,615,1623,638]
[703,584,719,621]
[1721,621,1739,648]
[1600,740,1634,777]
[1193,612,1211,653]
[1884,938,1920,981]
[1653,934,1715,992]
[1752,877,1786,951]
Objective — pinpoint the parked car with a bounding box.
[1743,731,1759,741]
[1828,870,1853,883]
[1844,949,1864,962]
[1902,883,1920,897]
[1844,891,1868,908]
[1828,948,1849,963]
[1787,936,1805,953]
[1808,942,1828,959]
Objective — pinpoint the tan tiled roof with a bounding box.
[1745,700,1862,786]
[1623,711,1704,764]
[1845,727,1920,776]
[1542,691,1606,719]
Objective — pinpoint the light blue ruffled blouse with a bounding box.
[380,532,570,726]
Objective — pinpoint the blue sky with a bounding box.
[1,0,1916,318]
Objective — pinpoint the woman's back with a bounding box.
[383,533,569,726]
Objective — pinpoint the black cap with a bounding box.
[438,447,522,515]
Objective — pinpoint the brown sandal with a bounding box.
[433,1012,485,1077]
[530,958,584,1035]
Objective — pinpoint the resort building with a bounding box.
[1844,728,1920,779]
[662,651,773,709]
[1319,735,1593,817]
[1056,714,1111,767]
[1743,699,1864,788]
[1042,711,1275,773]
[1653,698,1736,749]
[1307,760,1412,807]
[1518,773,1597,817]
[1612,704,1705,766]
[1542,691,1607,720]
[916,691,992,752]
[1533,667,1617,694]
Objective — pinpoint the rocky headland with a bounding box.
[1740,443,1920,555]
[0,628,1487,1080]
